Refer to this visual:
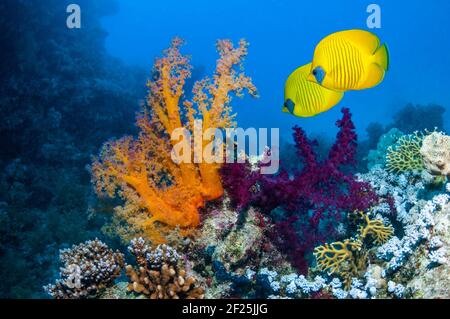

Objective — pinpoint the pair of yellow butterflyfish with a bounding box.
[283,29,389,117]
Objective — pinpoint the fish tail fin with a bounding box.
[374,43,389,71]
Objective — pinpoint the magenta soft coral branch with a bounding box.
[221,108,379,274]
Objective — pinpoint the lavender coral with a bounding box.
[44,239,124,299]
[92,38,257,243]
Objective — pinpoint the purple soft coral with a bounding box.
[221,108,379,274]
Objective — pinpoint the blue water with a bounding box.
[102,0,450,140]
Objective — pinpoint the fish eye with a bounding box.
[312,69,317,75]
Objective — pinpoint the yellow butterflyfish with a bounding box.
[283,63,344,117]
[308,29,389,91]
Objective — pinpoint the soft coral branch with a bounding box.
[92,38,256,242]
[221,108,379,273]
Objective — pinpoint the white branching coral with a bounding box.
[387,281,405,298]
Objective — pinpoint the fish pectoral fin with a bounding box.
[361,63,385,89]
[284,99,296,114]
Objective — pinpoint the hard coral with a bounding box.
[92,38,257,243]
[357,211,394,245]
[126,238,204,299]
[44,239,124,299]
[314,239,363,277]
[420,131,450,177]
[386,131,425,174]
[314,212,393,289]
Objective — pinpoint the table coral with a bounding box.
[44,239,124,299]
[420,131,450,177]
[126,238,205,299]
[92,38,257,243]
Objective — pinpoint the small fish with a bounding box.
[283,63,344,117]
[308,29,389,91]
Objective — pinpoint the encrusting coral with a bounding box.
[126,237,205,299]
[420,131,450,177]
[92,38,257,242]
[44,239,124,299]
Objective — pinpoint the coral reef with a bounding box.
[367,128,404,170]
[389,103,446,134]
[44,239,124,299]
[406,199,450,298]
[92,38,257,243]
[2,1,449,300]
[209,208,265,272]
[0,0,145,298]
[222,108,379,274]
[420,131,450,177]
[126,238,205,299]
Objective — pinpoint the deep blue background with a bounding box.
[102,0,450,140]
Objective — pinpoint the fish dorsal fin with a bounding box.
[332,29,381,55]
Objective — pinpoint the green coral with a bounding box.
[386,131,426,173]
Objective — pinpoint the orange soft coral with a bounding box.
[92,38,257,242]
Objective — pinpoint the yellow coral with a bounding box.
[386,131,425,173]
[314,239,362,275]
[314,211,393,288]
[92,38,257,242]
[358,212,394,245]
